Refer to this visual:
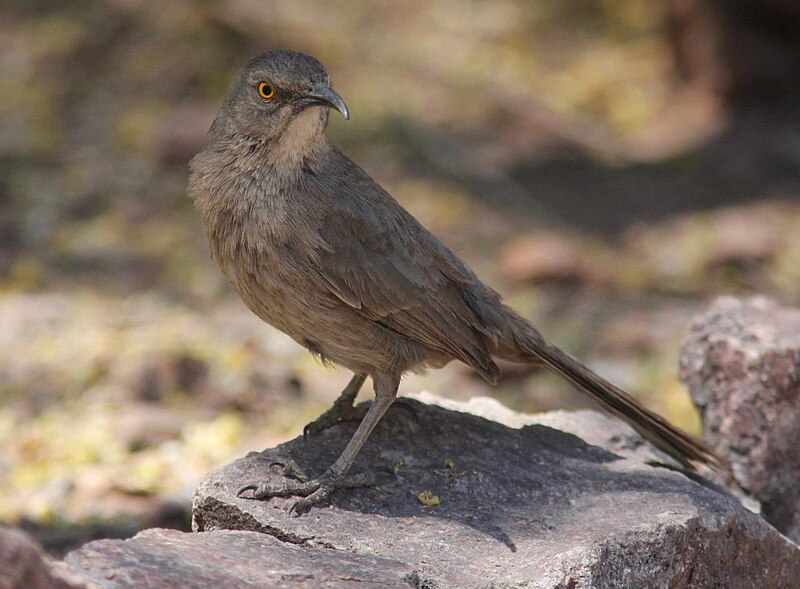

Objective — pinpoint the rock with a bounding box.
[409,391,672,466]
[0,526,94,589]
[680,295,800,542]
[63,528,418,589]
[193,395,800,589]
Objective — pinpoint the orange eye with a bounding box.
[257,82,275,100]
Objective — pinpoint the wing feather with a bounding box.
[306,150,500,381]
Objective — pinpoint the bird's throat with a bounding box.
[267,107,328,170]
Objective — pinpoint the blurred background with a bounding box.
[2,0,800,554]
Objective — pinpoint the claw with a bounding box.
[303,373,367,438]
[236,375,387,515]
[236,470,374,511]
[269,461,304,480]
[236,483,258,498]
[304,398,414,438]
[304,409,362,438]
[289,485,333,516]
[303,421,330,439]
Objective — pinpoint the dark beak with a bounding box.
[305,83,350,120]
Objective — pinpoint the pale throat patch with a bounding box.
[269,107,326,166]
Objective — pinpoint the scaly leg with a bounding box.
[238,372,399,515]
[303,373,367,437]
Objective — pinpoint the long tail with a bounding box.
[503,317,718,469]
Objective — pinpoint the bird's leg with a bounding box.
[303,373,367,437]
[239,373,399,515]
[304,373,418,437]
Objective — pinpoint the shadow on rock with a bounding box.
[191,398,797,588]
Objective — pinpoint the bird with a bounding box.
[188,50,716,514]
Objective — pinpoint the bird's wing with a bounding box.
[306,152,501,381]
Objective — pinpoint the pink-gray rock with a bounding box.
[0,526,94,589]
[680,295,800,543]
[63,528,418,588]
[193,396,800,589]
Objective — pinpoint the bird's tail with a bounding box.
[501,315,718,469]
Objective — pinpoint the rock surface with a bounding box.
[193,395,800,589]
[680,296,800,543]
[63,528,418,588]
[0,526,94,589]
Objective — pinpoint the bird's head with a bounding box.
[210,50,349,148]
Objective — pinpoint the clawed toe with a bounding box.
[303,374,367,438]
[235,462,306,497]
[236,477,317,500]
[304,399,416,438]
[269,461,305,480]
[236,469,375,512]
[288,484,335,516]
[287,472,374,515]
[236,483,259,497]
[303,406,367,438]
[238,374,393,515]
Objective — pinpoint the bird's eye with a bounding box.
[257,82,275,100]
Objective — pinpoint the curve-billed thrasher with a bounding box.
[188,50,716,514]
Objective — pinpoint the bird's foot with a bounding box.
[303,398,418,438]
[237,468,373,515]
[303,405,366,438]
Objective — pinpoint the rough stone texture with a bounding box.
[63,528,418,589]
[0,526,95,589]
[680,295,800,543]
[193,395,800,589]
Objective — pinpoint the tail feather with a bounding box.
[511,327,718,469]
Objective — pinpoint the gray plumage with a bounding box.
[189,50,716,513]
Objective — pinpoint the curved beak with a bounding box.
[305,83,350,120]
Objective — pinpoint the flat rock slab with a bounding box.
[193,397,800,589]
[63,528,419,588]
